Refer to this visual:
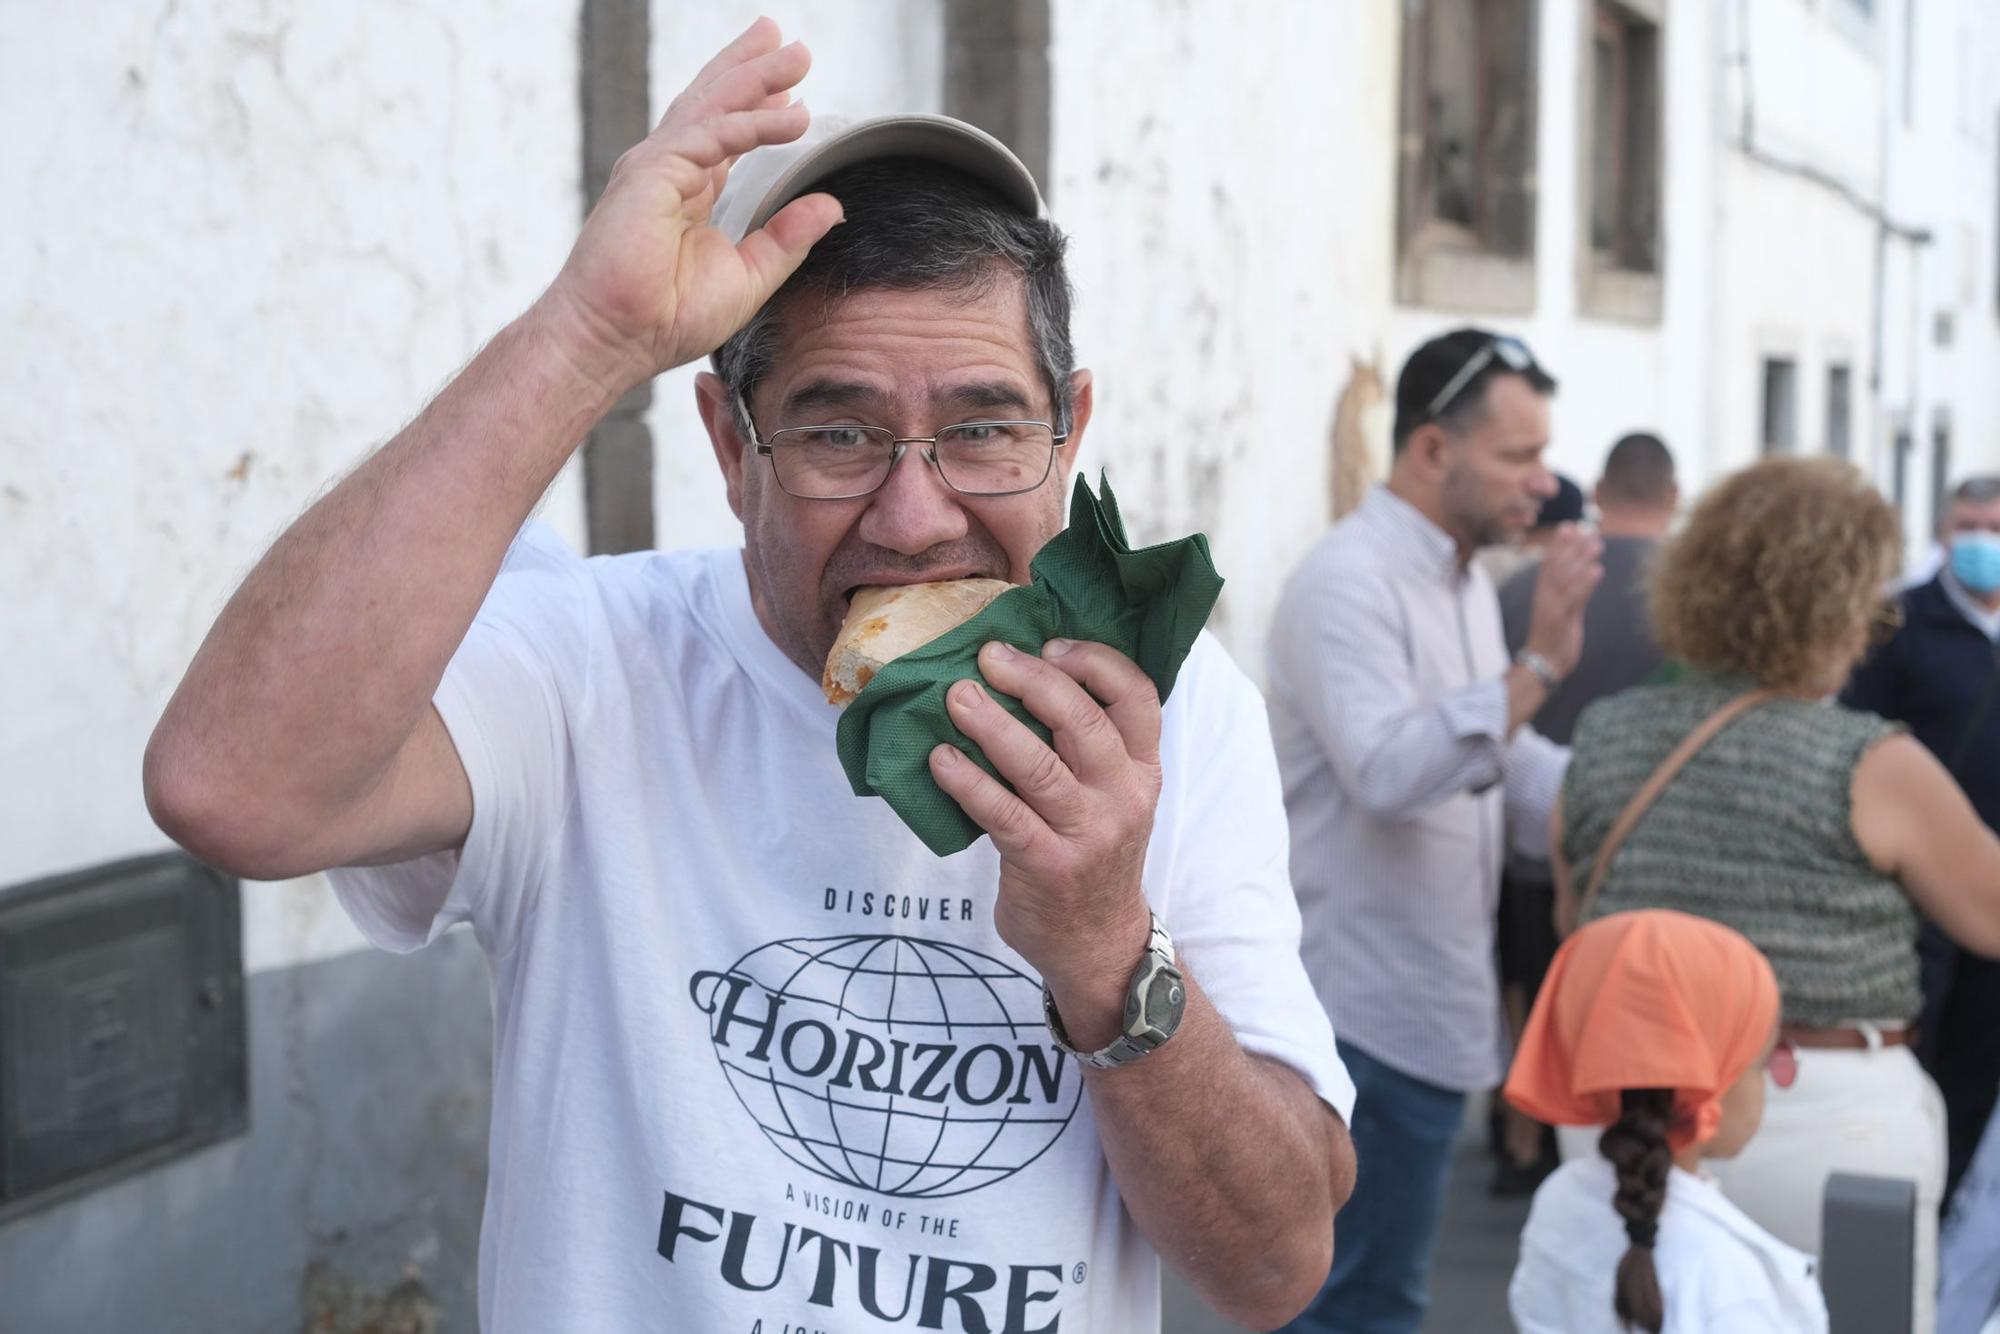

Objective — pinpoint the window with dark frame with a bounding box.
[1761,358,1798,456]
[1589,1,1662,274]
[1826,364,1852,459]
[1396,0,1539,264]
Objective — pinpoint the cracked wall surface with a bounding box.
[1050,0,1401,672]
[0,0,586,892]
[1,2,571,1327]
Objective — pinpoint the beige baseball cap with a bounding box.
[709,112,1045,244]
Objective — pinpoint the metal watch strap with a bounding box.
[1041,913,1184,1070]
[1514,647,1559,691]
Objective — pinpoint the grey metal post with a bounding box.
[1821,1171,1916,1334]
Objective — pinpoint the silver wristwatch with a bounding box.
[1042,913,1186,1070]
[1514,647,1560,691]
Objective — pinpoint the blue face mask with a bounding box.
[1950,533,2000,596]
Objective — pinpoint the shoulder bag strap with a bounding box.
[1577,688,1778,923]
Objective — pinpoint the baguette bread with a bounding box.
[822,578,1013,706]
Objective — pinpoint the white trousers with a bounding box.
[1558,1044,1946,1332]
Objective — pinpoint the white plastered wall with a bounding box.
[0,1,585,972]
[1048,0,1401,673]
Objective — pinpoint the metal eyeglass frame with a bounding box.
[734,392,1069,501]
[1422,334,1539,421]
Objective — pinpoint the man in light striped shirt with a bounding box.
[1269,329,1603,1334]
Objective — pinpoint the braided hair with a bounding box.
[1598,1088,1676,1333]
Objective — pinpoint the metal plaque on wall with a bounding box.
[0,852,246,1224]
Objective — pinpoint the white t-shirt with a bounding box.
[329,525,1354,1334]
[1511,1157,1829,1334]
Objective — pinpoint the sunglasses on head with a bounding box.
[1422,334,1539,422]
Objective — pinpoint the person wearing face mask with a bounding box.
[1950,522,2000,601]
[1845,474,2000,1213]
[1552,458,2000,1333]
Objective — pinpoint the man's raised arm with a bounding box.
[144,18,840,880]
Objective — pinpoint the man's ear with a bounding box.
[695,371,748,521]
[1057,369,1094,476]
[1403,421,1454,485]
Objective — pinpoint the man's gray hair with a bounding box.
[1952,475,2000,506]
[713,158,1075,432]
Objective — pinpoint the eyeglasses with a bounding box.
[1423,334,1538,421]
[1767,1038,1800,1091]
[737,395,1067,501]
[1868,597,1906,647]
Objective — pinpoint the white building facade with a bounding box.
[1879,0,2000,551]
[3,1,1995,1327]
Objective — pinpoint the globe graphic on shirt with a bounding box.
[690,933,1083,1199]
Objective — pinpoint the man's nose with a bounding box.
[1528,465,1558,499]
[855,445,971,555]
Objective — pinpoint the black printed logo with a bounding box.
[689,935,1082,1199]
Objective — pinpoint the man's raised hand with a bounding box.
[1524,523,1604,679]
[539,18,843,387]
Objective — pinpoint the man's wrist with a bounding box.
[523,287,654,405]
[1035,901,1155,1053]
[1513,647,1561,692]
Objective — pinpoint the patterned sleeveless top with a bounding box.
[1564,676,1919,1025]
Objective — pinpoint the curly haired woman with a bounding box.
[1506,910,1824,1333]
[1549,456,2000,1330]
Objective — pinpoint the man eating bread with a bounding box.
[822,577,1012,705]
[144,19,1354,1332]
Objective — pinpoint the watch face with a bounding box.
[1140,966,1187,1035]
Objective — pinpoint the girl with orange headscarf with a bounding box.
[1504,910,1826,1333]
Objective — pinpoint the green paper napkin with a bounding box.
[835,473,1225,857]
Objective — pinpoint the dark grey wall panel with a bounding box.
[0,854,244,1222]
[0,931,491,1334]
